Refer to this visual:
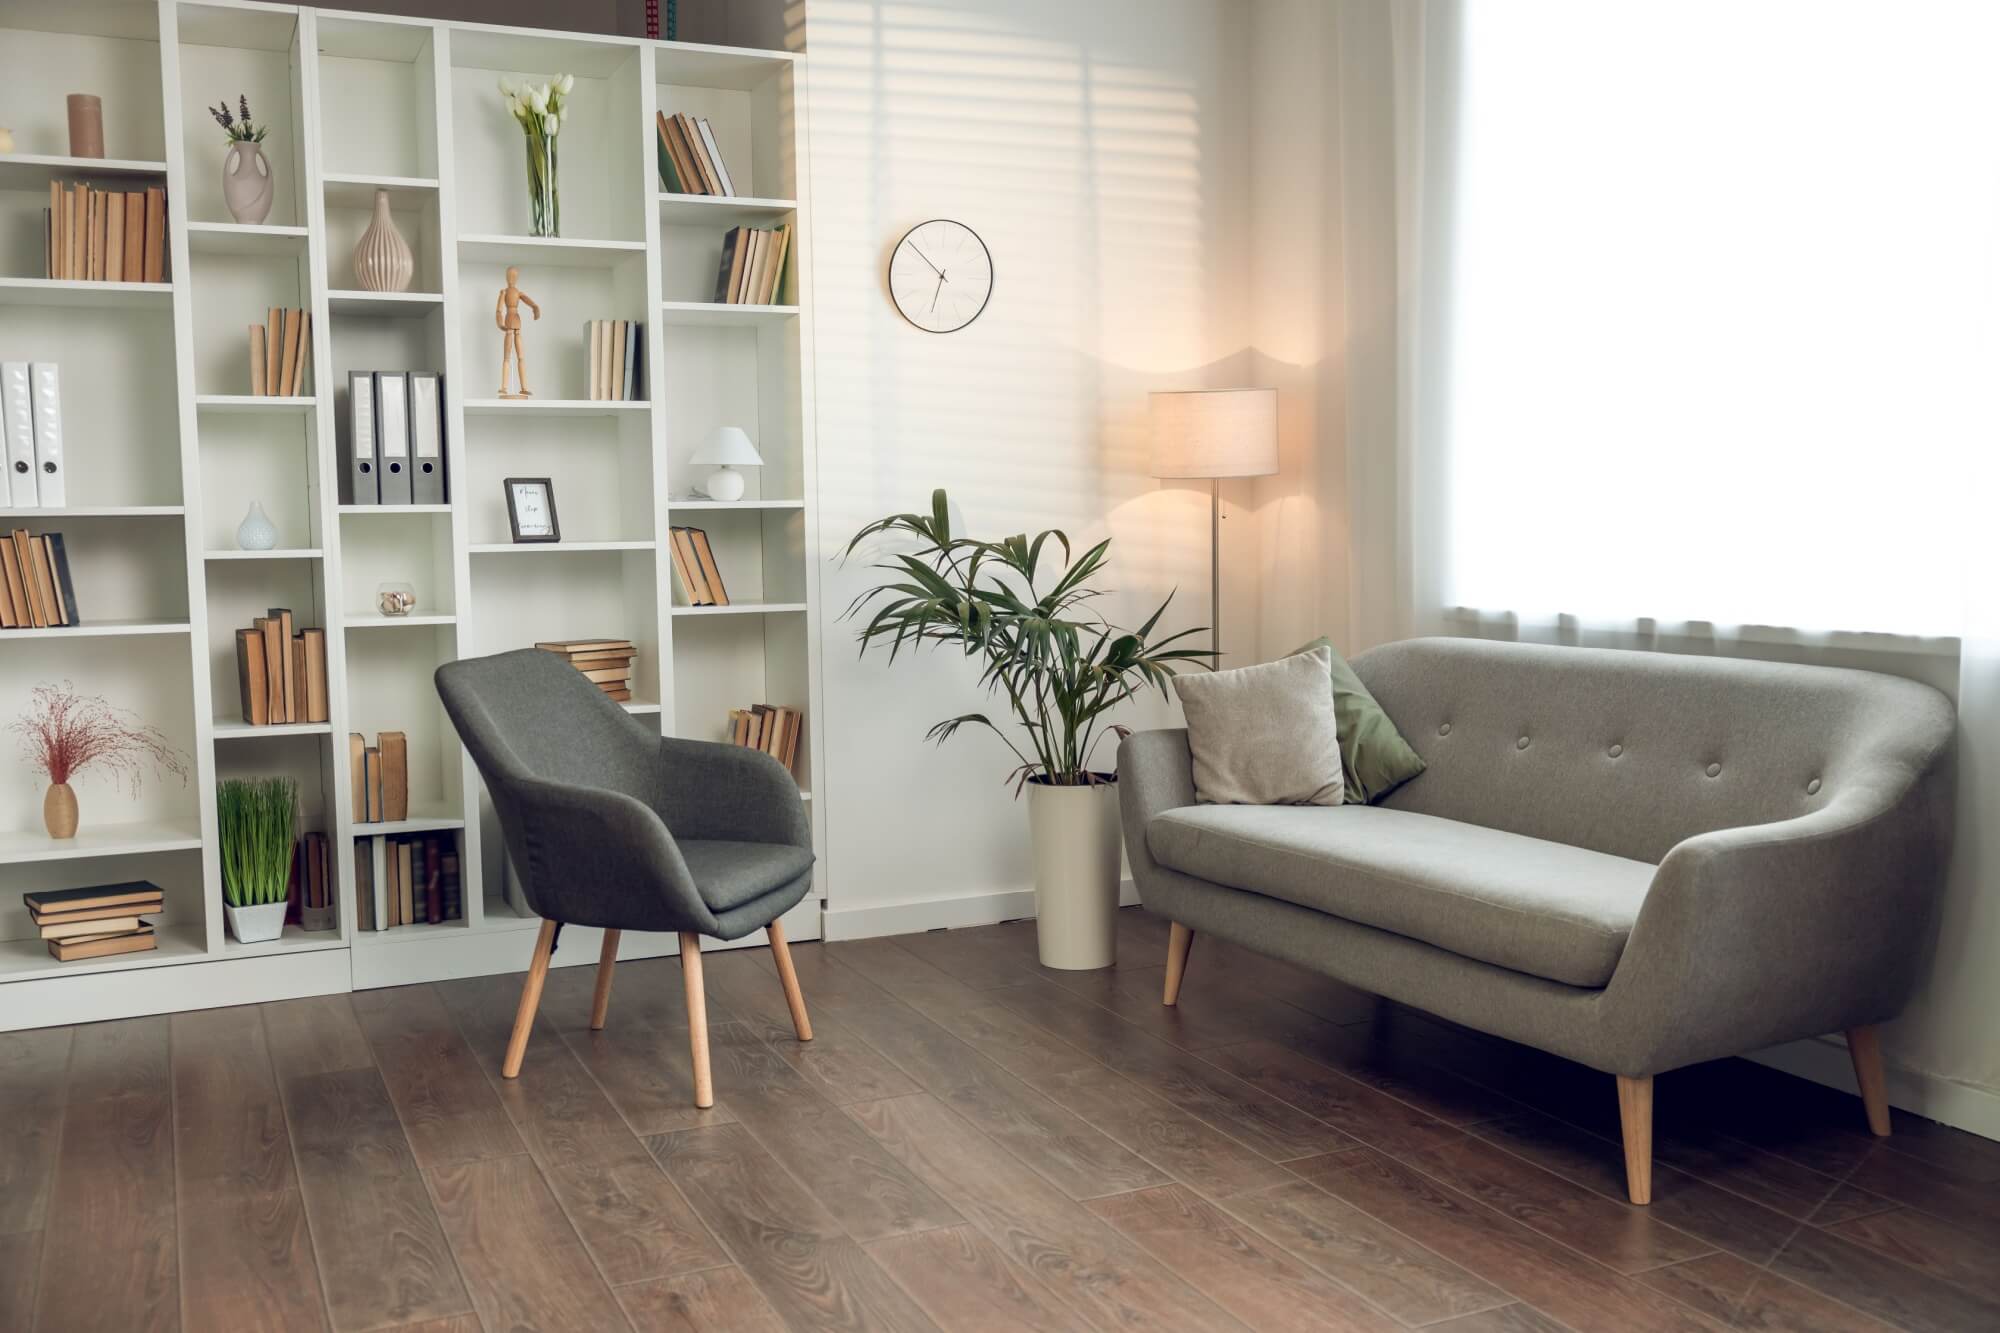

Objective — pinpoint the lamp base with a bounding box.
[706,467,746,503]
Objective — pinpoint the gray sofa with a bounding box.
[1120,637,1956,1203]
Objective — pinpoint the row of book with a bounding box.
[585,320,645,401]
[345,371,448,504]
[667,527,730,606]
[290,832,336,931]
[234,610,330,725]
[44,182,168,283]
[0,529,78,629]
[1,362,66,508]
[249,308,313,397]
[26,882,161,962]
[349,731,410,823]
[655,111,739,196]
[729,704,804,778]
[713,225,792,306]
[538,638,635,702]
[354,832,461,930]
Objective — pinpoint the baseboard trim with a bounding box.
[823,880,1141,941]
[1748,1035,2000,1142]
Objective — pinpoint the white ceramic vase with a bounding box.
[222,140,274,225]
[352,188,414,292]
[236,500,277,550]
[224,899,287,944]
[1027,777,1122,969]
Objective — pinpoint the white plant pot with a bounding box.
[1027,777,1122,970]
[224,899,287,944]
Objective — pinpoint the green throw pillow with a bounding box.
[1290,637,1427,804]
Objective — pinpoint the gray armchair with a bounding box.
[436,648,815,1106]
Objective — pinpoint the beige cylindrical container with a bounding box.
[66,94,104,158]
[1027,778,1122,969]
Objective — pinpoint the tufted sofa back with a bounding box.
[1351,638,1956,865]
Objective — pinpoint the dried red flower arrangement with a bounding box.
[11,682,190,793]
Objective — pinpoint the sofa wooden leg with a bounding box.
[1163,922,1194,1006]
[503,919,558,1079]
[767,920,813,1043]
[1616,1075,1653,1204]
[681,932,714,1109]
[1847,1025,1892,1136]
[589,929,620,1031]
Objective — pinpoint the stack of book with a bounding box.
[43,183,166,282]
[585,320,645,401]
[291,831,334,931]
[235,610,329,725]
[27,882,162,961]
[713,224,792,306]
[354,831,460,930]
[728,705,803,778]
[249,307,312,397]
[2,362,68,508]
[0,529,79,629]
[348,731,409,822]
[655,110,737,196]
[536,639,636,703]
[666,527,728,606]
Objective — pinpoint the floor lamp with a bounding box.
[1148,388,1279,663]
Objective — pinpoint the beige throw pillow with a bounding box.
[1172,646,1346,806]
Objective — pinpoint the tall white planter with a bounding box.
[1028,778,1121,969]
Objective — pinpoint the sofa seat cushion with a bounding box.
[1146,805,1654,987]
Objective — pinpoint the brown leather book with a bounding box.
[292,636,307,724]
[265,306,282,394]
[48,926,156,962]
[425,838,443,924]
[105,193,124,282]
[40,914,142,940]
[67,185,84,282]
[269,608,297,722]
[26,882,164,914]
[46,181,61,278]
[688,529,729,606]
[39,537,65,625]
[578,666,630,683]
[236,628,268,725]
[279,309,303,396]
[0,538,24,627]
[397,839,415,926]
[665,528,708,604]
[535,638,634,654]
[32,900,161,926]
[124,192,144,281]
[379,731,408,821]
[249,324,267,396]
[143,186,165,282]
[383,835,400,925]
[257,616,286,722]
[302,628,328,722]
[12,531,46,627]
[349,733,366,821]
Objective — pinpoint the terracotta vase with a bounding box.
[222,140,274,225]
[44,781,78,839]
[352,188,414,292]
[66,94,104,158]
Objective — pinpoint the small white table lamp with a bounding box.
[692,426,763,502]
[1148,388,1278,661]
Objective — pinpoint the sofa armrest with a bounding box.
[506,776,717,933]
[1602,750,1955,1072]
[648,736,812,849]
[1118,729,1198,882]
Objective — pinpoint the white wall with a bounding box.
[799,0,1254,936]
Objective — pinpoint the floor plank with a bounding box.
[279,1065,472,1331]
[864,1224,1074,1333]
[1634,1251,1896,1333]
[1822,1201,2000,1303]
[646,1122,937,1333]
[34,1017,179,1333]
[177,1189,327,1332]
[539,958,743,1136]
[1764,1217,2000,1333]
[616,1265,788,1332]
[0,1028,70,1234]
[1088,1183,1406,1332]
[427,1153,630,1333]
[847,1092,1246,1333]
[262,995,375,1081]
[703,948,921,1105]
[173,1006,296,1199]
[1426,1304,1575,1333]
[0,1229,41,1333]
[352,986,526,1170]
[1201,1038,1467,1159]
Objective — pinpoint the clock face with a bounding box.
[889,219,993,334]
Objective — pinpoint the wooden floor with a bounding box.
[5,909,1999,1333]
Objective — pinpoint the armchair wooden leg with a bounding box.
[1848,1025,1893,1136]
[1616,1074,1653,1205]
[681,932,714,1109]
[589,929,621,1031]
[1163,922,1194,1006]
[503,919,558,1079]
[767,920,813,1043]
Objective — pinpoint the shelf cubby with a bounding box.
[201,558,327,726]
[339,508,455,621]
[461,409,654,546]
[324,187,444,297]
[343,620,465,833]
[466,546,662,710]
[0,849,204,982]
[669,608,812,791]
[172,2,307,228]
[314,18,440,183]
[0,512,191,626]
[196,411,323,552]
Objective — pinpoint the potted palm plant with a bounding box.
[846,490,1211,968]
[218,777,297,944]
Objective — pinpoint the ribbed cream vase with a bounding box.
[352,188,414,292]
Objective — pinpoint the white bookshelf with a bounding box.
[0,1,821,1029]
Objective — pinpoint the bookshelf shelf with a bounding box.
[0,6,822,1022]
[0,278,174,309]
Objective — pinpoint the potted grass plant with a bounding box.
[846,490,1211,968]
[218,777,297,943]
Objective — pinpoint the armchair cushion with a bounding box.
[1147,803,1654,987]
[680,839,816,913]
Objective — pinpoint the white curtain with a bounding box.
[1336,0,2000,1124]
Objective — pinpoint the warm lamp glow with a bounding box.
[1148,388,1278,479]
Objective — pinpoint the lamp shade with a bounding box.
[691,426,763,467]
[1148,388,1278,479]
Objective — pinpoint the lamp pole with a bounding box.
[1210,478,1222,664]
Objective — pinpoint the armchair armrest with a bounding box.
[647,736,811,848]
[503,775,716,933]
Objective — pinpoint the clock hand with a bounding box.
[909,245,944,277]
[930,273,944,313]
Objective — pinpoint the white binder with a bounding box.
[0,363,35,508]
[29,364,63,508]
[376,372,412,504]
[410,372,445,504]
[346,371,378,504]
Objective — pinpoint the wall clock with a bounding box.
[888,219,993,333]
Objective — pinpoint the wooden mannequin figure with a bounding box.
[496,265,541,397]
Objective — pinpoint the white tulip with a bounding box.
[498,77,515,96]
[527,86,548,114]
[542,113,558,135]
[558,73,574,94]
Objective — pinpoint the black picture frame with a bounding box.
[504,476,560,543]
